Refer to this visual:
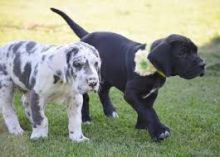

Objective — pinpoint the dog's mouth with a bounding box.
[77,85,99,94]
[179,59,206,79]
[182,66,205,79]
[180,60,206,79]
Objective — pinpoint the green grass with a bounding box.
[0,0,220,157]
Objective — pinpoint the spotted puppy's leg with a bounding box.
[30,90,48,140]
[0,74,24,135]
[68,94,89,142]
[21,93,33,123]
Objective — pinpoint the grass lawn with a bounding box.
[0,0,220,157]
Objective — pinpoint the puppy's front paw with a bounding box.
[148,123,170,141]
[69,132,89,142]
[30,127,48,140]
[111,111,119,118]
[103,105,118,118]
[8,125,24,135]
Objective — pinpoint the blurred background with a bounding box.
[0,1,220,157]
[0,0,219,45]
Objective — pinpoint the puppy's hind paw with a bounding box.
[69,134,89,143]
[111,111,119,118]
[82,115,92,124]
[103,105,118,118]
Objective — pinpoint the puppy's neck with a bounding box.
[134,44,166,77]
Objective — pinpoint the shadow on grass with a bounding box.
[200,36,220,76]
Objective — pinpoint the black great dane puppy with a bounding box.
[51,8,205,141]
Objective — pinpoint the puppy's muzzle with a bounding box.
[87,77,99,89]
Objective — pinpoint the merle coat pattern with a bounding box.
[51,8,205,141]
[0,41,101,142]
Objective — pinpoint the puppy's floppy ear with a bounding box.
[53,70,67,84]
[66,47,79,65]
[148,39,173,77]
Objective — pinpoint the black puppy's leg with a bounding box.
[135,115,147,129]
[82,94,91,123]
[136,92,158,129]
[99,82,118,118]
[124,88,170,141]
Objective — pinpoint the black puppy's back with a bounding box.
[83,32,146,90]
[51,8,146,90]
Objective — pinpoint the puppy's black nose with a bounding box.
[200,72,205,77]
[87,77,98,88]
[88,82,97,88]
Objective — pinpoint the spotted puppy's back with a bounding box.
[0,41,54,57]
[0,41,56,91]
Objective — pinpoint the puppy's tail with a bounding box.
[51,8,89,39]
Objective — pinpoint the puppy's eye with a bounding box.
[73,62,84,69]
[94,61,98,68]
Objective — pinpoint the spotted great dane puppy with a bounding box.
[0,41,101,142]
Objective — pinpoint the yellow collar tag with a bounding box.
[134,44,166,77]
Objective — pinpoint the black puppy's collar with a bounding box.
[147,43,166,77]
[134,44,166,78]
